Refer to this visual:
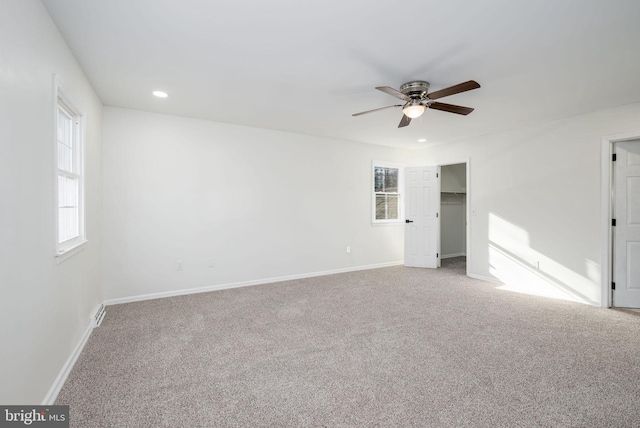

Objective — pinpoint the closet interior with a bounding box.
[441,163,467,260]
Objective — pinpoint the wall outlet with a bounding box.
[208,258,215,268]
[346,246,351,254]
[176,260,183,271]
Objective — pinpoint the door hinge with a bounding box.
[437,253,439,258]
[612,153,617,161]
[612,219,616,227]
[436,173,439,178]
[436,212,439,218]
[612,282,616,290]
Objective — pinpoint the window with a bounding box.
[372,162,403,223]
[55,78,86,259]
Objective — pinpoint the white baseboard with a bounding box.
[441,253,466,259]
[468,273,503,285]
[41,323,93,405]
[104,261,405,306]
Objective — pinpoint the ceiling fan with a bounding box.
[353,80,480,128]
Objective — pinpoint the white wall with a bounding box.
[0,1,103,404]
[414,102,640,305]
[3,2,637,406]
[103,107,411,301]
[441,163,466,193]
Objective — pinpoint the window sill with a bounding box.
[56,239,88,264]
[372,221,404,226]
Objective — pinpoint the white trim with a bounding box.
[41,323,93,405]
[468,273,503,285]
[465,160,471,277]
[441,252,466,259]
[55,239,88,264]
[104,261,405,306]
[601,131,640,308]
[371,222,405,228]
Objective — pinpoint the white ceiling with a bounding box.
[42,0,640,149]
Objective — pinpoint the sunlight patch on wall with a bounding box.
[488,212,599,305]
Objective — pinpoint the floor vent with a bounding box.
[92,304,106,328]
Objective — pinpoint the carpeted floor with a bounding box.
[56,258,640,427]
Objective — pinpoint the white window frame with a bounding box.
[54,76,87,263]
[372,160,404,224]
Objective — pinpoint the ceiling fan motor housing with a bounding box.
[400,81,430,99]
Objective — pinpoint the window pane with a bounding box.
[374,167,399,193]
[384,168,398,193]
[375,194,387,220]
[374,167,385,192]
[58,175,79,242]
[375,194,399,220]
[64,112,72,149]
[57,108,73,172]
[57,110,65,141]
[374,165,401,221]
[387,194,399,219]
[58,142,72,172]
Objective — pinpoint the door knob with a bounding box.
[405,219,414,223]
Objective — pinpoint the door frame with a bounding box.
[438,158,471,277]
[600,131,640,308]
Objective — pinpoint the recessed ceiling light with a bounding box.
[152,90,168,98]
[417,138,427,143]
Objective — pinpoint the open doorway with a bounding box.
[440,162,468,274]
[403,162,470,274]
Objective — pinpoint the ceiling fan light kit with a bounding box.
[353,80,480,128]
[403,100,426,119]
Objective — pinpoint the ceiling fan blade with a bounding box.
[426,80,480,100]
[398,114,412,128]
[352,104,402,117]
[429,102,474,115]
[376,86,411,101]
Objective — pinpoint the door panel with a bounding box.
[613,140,640,308]
[628,242,640,290]
[628,177,640,224]
[404,166,439,268]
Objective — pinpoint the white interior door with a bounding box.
[404,166,440,268]
[613,140,640,308]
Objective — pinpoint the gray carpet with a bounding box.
[56,258,640,427]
